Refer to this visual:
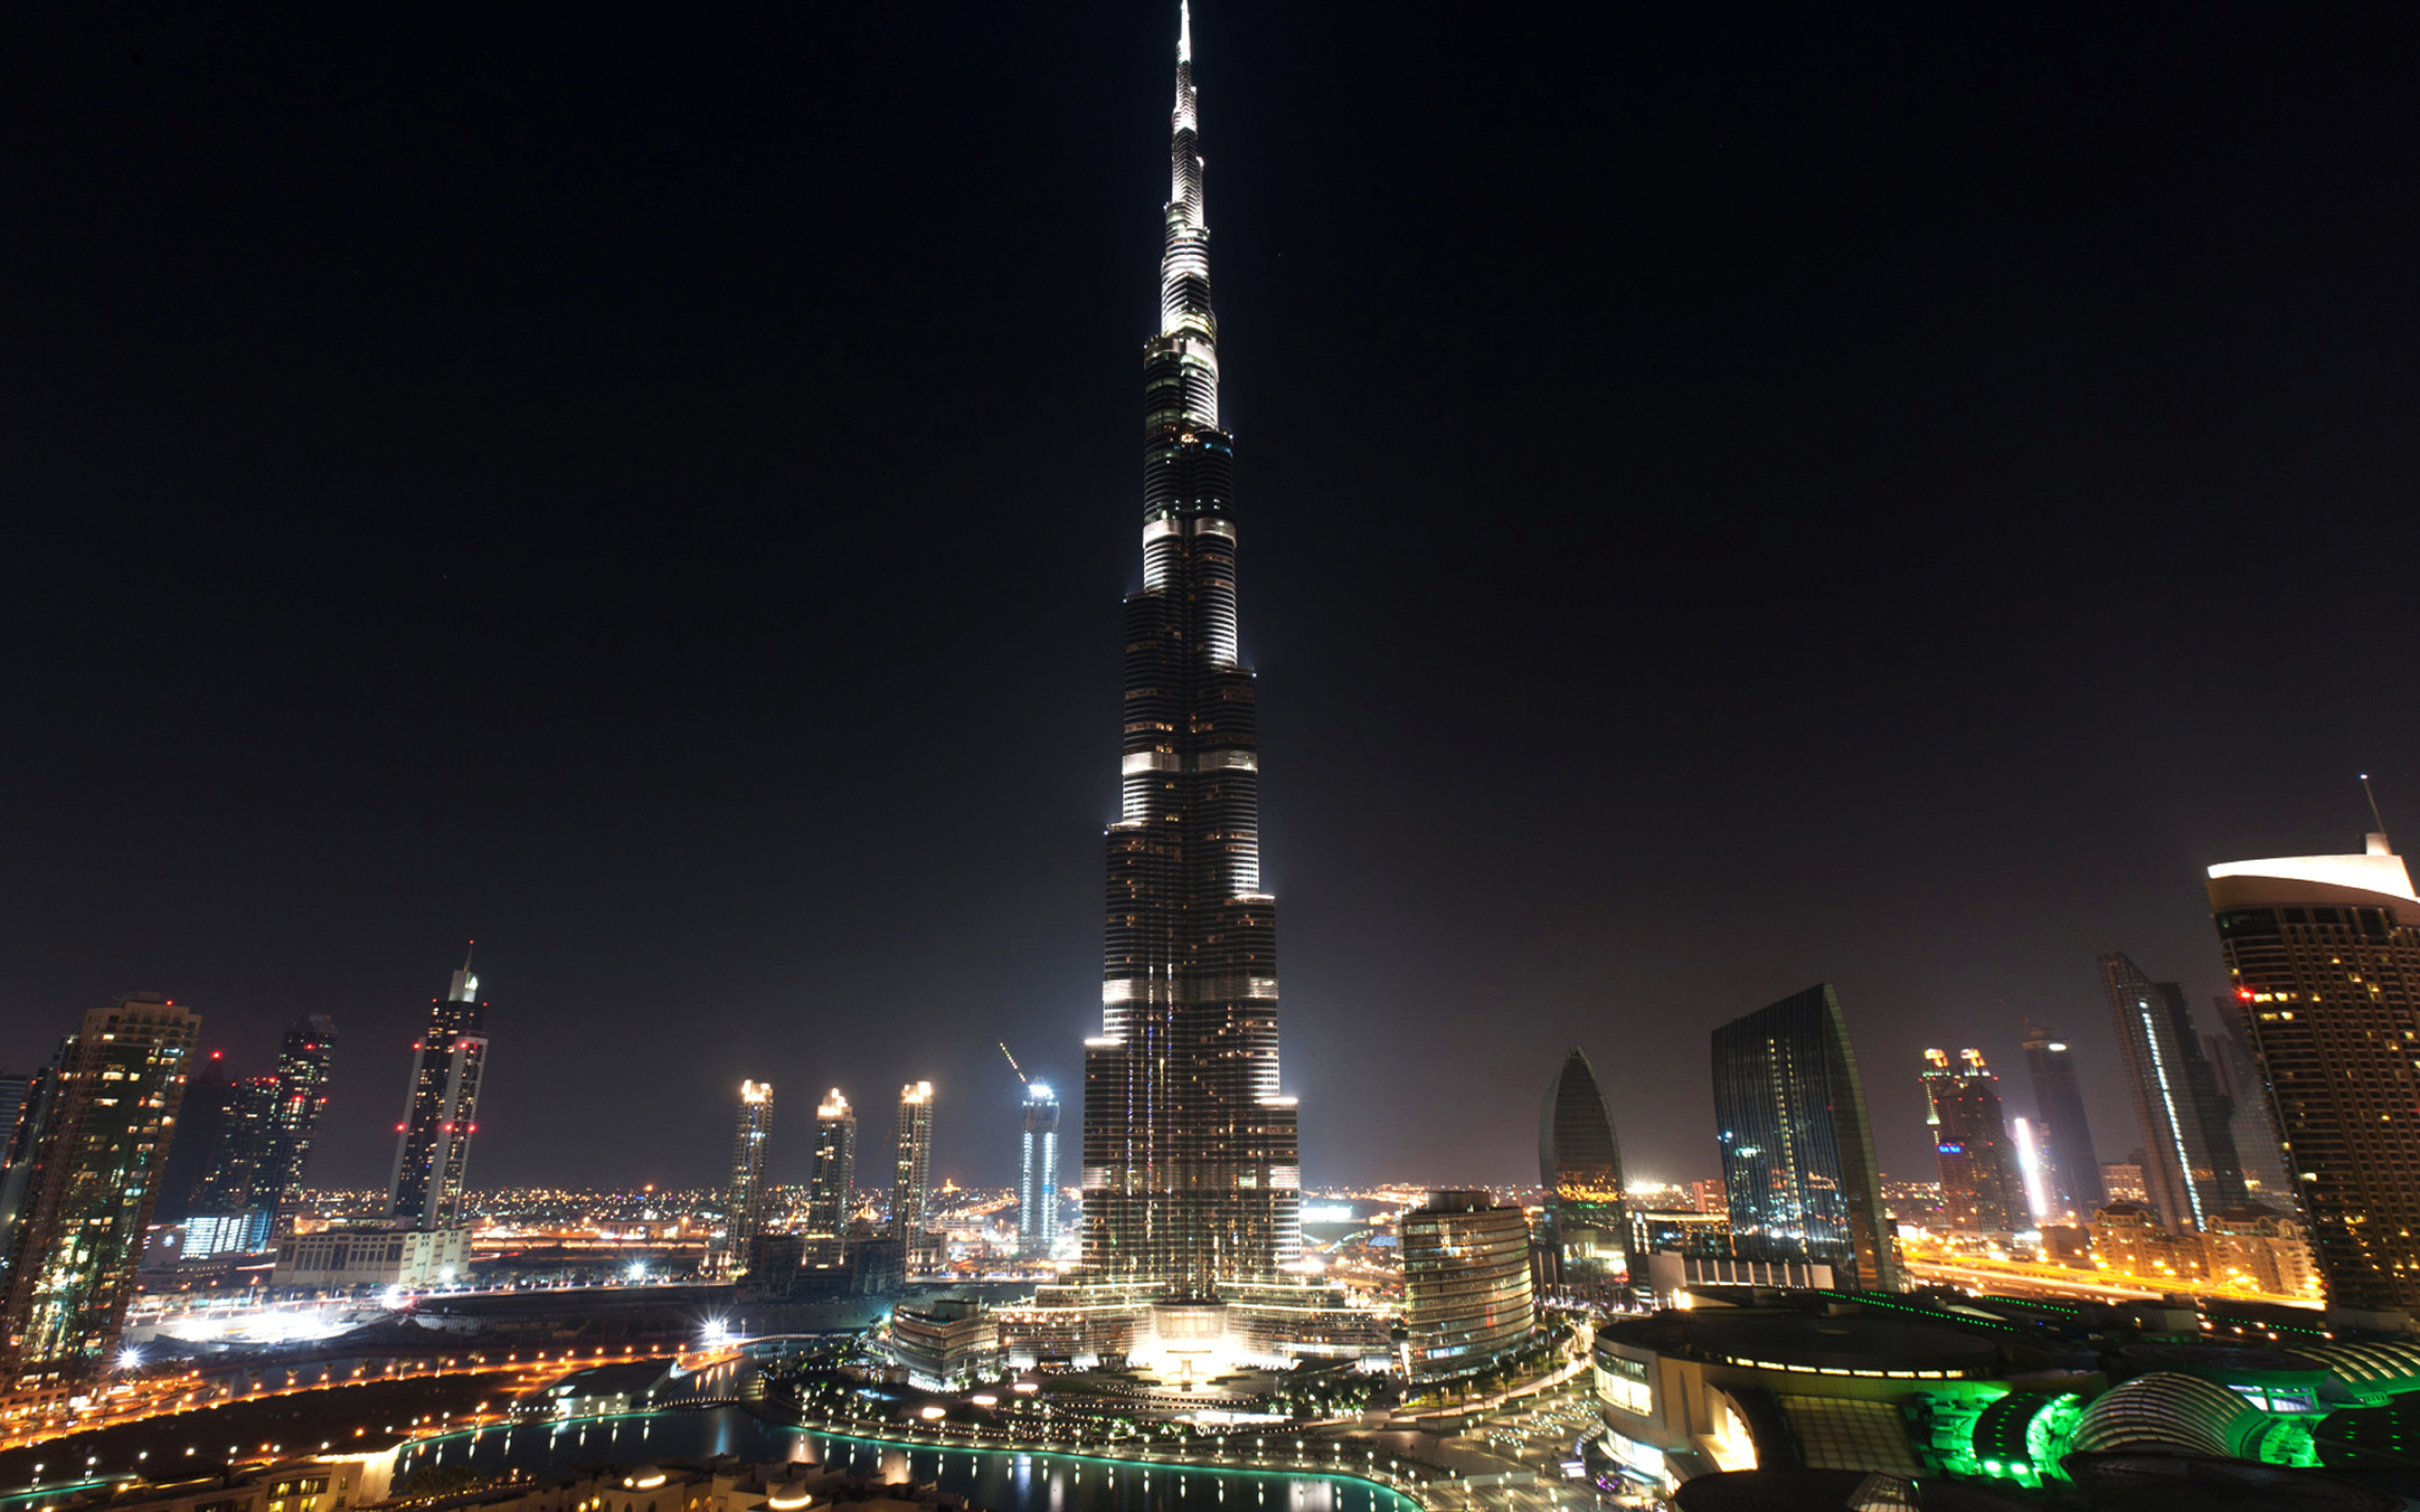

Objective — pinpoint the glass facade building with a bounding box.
[1073,0,1300,1301]
[893,1081,933,1240]
[1920,1048,2030,1231]
[1401,1190,1536,1383]
[2208,833,2420,1309]
[2021,1021,2104,1223]
[1019,1082,1060,1255]
[1539,1048,1630,1295]
[2098,950,2243,1232]
[388,952,490,1230]
[1711,983,1900,1291]
[806,1090,856,1239]
[0,995,199,1388]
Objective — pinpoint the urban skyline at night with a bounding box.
[4,2,2416,1209]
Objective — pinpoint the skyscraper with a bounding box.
[807,1090,856,1239]
[0,1048,67,1276]
[2204,1020,2294,1203]
[719,1080,774,1275]
[2020,1022,2105,1222]
[893,1081,933,1243]
[388,950,490,1230]
[1711,984,1900,1291]
[265,1016,337,1237]
[0,995,199,1388]
[1538,1048,1630,1296]
[190,1074,280,1217]
[1075,0,1301,1306]
[1019,1081,1061,1256]
[2097,950,2244,1232]
[2208,831,2420,1310]
[1919,1048,2029,1232]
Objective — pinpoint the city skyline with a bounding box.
[5,1,2417,1195]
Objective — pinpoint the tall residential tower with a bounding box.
[1019,1081,1061,1256]
[807,1090,857,1240]
[2020,1022,2104,1223]
[893,1081,934,1246]
[2208,831,2420,1309]
[388,950,490,1230]
[1920,1048,2029,1232]
[720,1080,774,1275]
[2097,950,2243,1232]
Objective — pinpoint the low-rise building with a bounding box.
[272,1227,470,1290]
[890,1295,997,1389]
[1401,1189,1535,1383]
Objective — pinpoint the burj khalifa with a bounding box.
[1007,5,1379,1373]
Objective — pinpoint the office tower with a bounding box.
[190,1074,279,1216]
[1920,1048,2029,1231]
[1711,984,1900,1291]
[1538,1048,1631,1295]
[2020,1022,2105,1222]
[1075,0,1302,1301]
[0,995,199,1387]
[265,1016,337,1234]
[1019,1081,1061,1256]
[893,1081,933,1240]
[718,1080,774,1276]
[2208,831,2420,1310]
[2096,951,2244,1231]
[388,950,490,1230]
[2204,1020,2294,1202]
[807,1090,857,1238]
[1401,1191,1535,1383]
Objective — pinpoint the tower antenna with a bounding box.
[998,1041,1028,1085]
[2362,773,2390,838]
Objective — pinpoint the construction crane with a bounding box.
[998,1041,1028,1086]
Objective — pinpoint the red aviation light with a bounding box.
[2238,988,2256,1000]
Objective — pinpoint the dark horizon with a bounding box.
[5,2,2416,1198]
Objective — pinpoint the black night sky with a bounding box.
[6,3,2417,1199]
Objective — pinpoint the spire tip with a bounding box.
[1179,0,1191,65]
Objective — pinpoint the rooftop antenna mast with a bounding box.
[998,1040,1028,1086]
[2362,773,2390,838]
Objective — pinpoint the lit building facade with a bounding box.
[1539,1048,1630,1296]
[891,1295,998,1389]
[1074,0,1300,1301]
[1711,984,1900,1291]
[2020,1022,2104,1223]
[1920,1048,2029,1232]
[2208,833,2420,1309]
[1401,1190,1535,1383]
[0,994,199,1387]
[191,1074,281,1218]
[272,1227,469,1290]
[2097,950,2243,1232]
[264,1015,337,1238]
[719,1079,774,1276]
[806,1090,856,1239]
[388,951,490,1230]
[892,1081,933,1240]
[1002,8,1389,1373]
[1019,1081,1060,1255]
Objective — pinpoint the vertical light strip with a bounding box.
[2140,1003,2205,1229]
[2012,1117,2050,1225]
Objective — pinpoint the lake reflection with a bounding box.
[392,1408,1409,1512]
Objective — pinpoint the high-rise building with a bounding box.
[190,1074,280,1217]
[2020,1022,2105,1222]
[0,995,199,1388]
[0,1077,27,1163]
[1002,8,1389,1374]
[719,1080,774,1276]
[1019,1082,1060,1256]
[2096,950,2244,1232]
[1711,983,1900,1292]
[265,1016,337,1236]
[388,950,490,1230]
[2204,1019,2294,1203]
[0,1050,67,1274]
[893,1081,933,1243]
[2207,831,2420,1310]
[1920,1048,2029,1232]
[1538,1048,1630,1296]
[807,1090,856,1239]
[1401,1191,1535,1383]
[154,1050,232,1224]
[1073,0,1301,1304]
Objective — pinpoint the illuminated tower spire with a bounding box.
[1080,1,1298,1301]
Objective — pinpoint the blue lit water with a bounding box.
[393,1410,1418,1512]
